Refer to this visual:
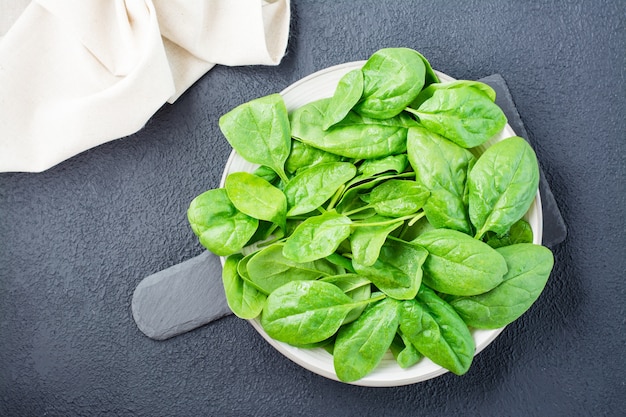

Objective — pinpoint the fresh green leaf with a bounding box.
[324,69,364,129]
[225,171,287,230]
[283,162,357,216]
[484,219,534,248]
[290,98,410,159]
[449,243,554,328]
[400,286,475,375]
[407,125,476,234]
[260,280,382,345]
[413,228,507,296]
[468,136,540,239]
[285,140,342,175]
[283,211,352,263]
[352,239,427,300]
[350,215,404,266]
[187,188,258,256]
[246,243,341,293]
[219,93,291,182]
[333,297,400,382]
[222,254,266,319]
[367,179,430,217]
[354,48,426,119]
[409,87,507,148]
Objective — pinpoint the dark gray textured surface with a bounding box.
[1,1,624,416]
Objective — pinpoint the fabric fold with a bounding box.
[0,0,291,173]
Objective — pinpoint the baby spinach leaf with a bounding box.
[285,140,342,174]
[415,49,440,88]
[468,136,540,239]
[390,331,422,369]
[225,171,287,230]
[410,80,497,109]
[354,48,426,119]
[323,69,364,129]
[283,162,356,216]
[413,228,507,296]
[187,188,258,256]
[252,165,279,184]
[320,274,372,324]
[222,254,267,319]
[218,93,291,182]
[246,243,341,293]
[484,219,534,249]
[352,239,427,300]
[400,286,475,375]
[406,125,476,234]
[283,211,352,263]
[367,179,430,217]
[260,280,383,346]
[357,154,408,177]
[409,86,507,148]
[449,243,554,329]
[335,172,414,215]
[350,215,404,266]
[333,297,400,382]
[290,98,410,159]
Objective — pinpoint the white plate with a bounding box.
[220,61,543,387]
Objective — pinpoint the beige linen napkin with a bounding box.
[0,0,290,173]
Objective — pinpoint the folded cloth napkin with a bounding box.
[0,0,290,173]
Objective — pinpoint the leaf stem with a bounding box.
[351,212,423,228]
[326,184,346,211]
[342,205,372,217]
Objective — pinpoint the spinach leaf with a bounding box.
[408,86,507,148]
[354,48,426,119]
[282,211,352,263]
[484,219,534,249]
[415,49,440,88]
[187,188,258,256]
[413,228,507,296]
[352,239,427,300]
[410,80,497,109]
[252,165,279,184]
[449,243,554,329]
[290,98,410,159]
[400,286,475,375]
[246,243,341,293]
[324,69,364,129]
[406,125,476,234]
[285,140,342,175]
[333,297,400,382]
[225,171,287,230]
[357,154,408,177]
[222,254,266,319]
[219,93,291,182]
[335,172,414,215]
[350,215,404,266]
[468,136,540,239]
[366,179,429,217]
[260,280,384,346]
[283,162,356,216]
[390,331,422,369]
[320,274,372,324]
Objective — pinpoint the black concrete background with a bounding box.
[1,1,624,416]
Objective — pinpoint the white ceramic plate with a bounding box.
[220,61,543,387]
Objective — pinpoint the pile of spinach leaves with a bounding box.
[188,48,554,383]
